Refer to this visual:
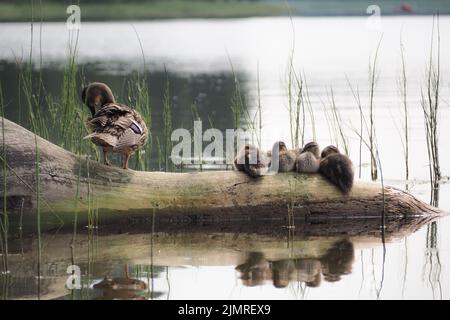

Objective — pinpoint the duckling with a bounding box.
[319,145,354,193]
[82,82,148,169]
[295,141,321,173]
[270,141,297,172]
[234,144,270,177]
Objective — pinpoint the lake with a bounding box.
[1,16,450,299]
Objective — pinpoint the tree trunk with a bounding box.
[0,117,441,226]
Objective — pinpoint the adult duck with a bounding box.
[82,82,148,169]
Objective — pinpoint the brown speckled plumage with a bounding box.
[82,82,148,169]
[234,144,270,177]
[319,145,354,193]
[271,141,296,172]
[295,141,321,173]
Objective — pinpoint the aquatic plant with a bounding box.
[128,26,152,171]
[327,86,349,155]
[163,71,173,172]
[368,37,383,181]
[34,133,41,299]
[399,37,410,188]
[346,77,365,179]
[421,16,441,206]
[0,84,8,274]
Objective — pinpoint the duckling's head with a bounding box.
[272,141,287,152]
[302,141,320,158]
[321,145,340,158]
[82,82,116,117]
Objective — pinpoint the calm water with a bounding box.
[1,17,450,299]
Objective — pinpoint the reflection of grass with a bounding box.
[0,1,286,22]
[34,133,42,299]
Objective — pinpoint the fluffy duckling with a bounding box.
[82,82,148,169]
[319,145,354,193]
[271,141,297,172]
[295,141,321,173]
[234,144,270,177]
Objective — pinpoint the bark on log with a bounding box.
[0,117,442,224]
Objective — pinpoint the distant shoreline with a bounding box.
[0,1,449,23]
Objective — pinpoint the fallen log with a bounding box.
[0,117,442,225]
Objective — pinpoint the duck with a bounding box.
[270,141,297,172]
[234,144,270,177]
[295,141,321,173]
[82,82,148,169]
[319,145,354,193]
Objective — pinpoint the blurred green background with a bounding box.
[0,0,449,22]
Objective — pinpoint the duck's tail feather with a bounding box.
[319,154,354,193]
[83,132,117,148]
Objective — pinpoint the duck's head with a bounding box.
[321,145,340,158]
[302,141,320,158]
[81,82,116,117]
[272,141,287,153]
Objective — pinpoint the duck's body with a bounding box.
[234,144,270,177]
[319,145,354,193]
[272,141,296,172]
[82,82,148,169]
[295,142,320,173]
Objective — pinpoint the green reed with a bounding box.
[256,62,262,148]
[421,15,441,207]
[399,37,410,188]
[229,60,245,131]
[346,76,365,179]
[0,84,8,274]
[286,54,307,148]
[328,86,349,155]
[163,71,173,172]
[368,37,382,181]
[228,57,262,151]
[127,75,152,171]
[129,26,152,171]
[190,102,203,171]
[34,133,41,299]
[303,76,317,142]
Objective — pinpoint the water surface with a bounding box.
[1,17,450,299]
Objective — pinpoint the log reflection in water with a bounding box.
[2,214,438,299]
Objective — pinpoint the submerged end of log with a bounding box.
[0,116,443,223]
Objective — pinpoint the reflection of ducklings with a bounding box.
[294,259,322,288]
[320,240,354,282]
[234,145,270,177]
[295,142,321,173]
[271,141,297,172]
[235,252,271,287]
[271,259,295,288]
[93,264,147,300]
[93,276,147,300]
[319,145,354,193]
